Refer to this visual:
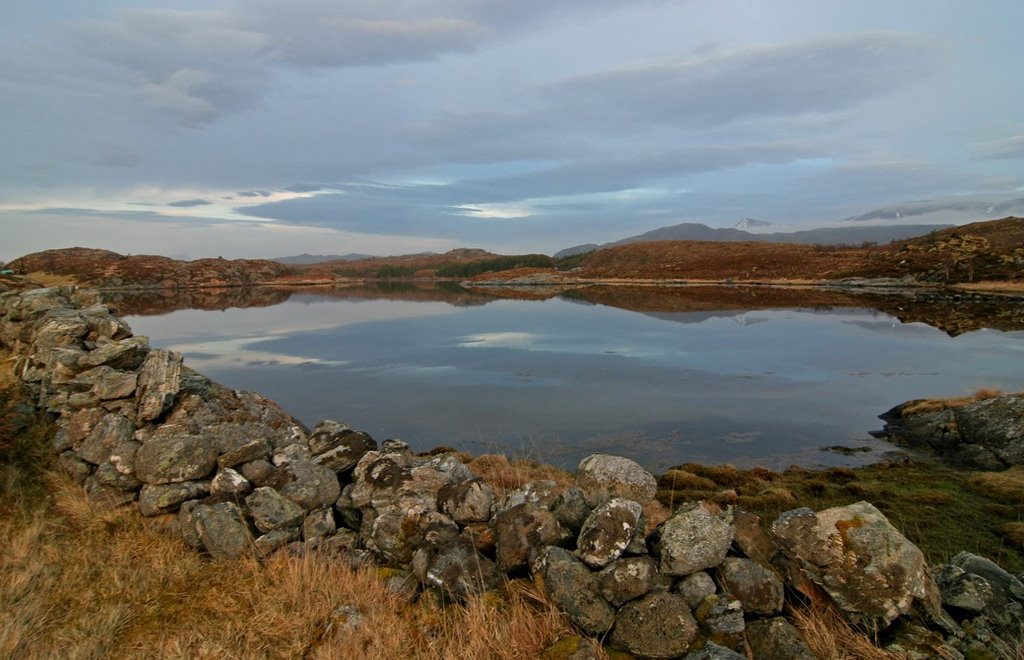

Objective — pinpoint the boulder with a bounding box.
[209,468,251,497]
[693,594,744,651]
[534,546,615,635]
[551,487,592,533]
[266,459,341,511]
[771,501,941,630]
[494,502,563,572]
[246,486,305,533]
[956,395,1024,465]
[218,439,272,469]
[135,431,217,485]
[412,538,500,602]
[302,507,337,542]
[598,556,658,607]
[576,497,642,569]
[138,480,210,516]
[609,592,698,658]
[135,349,183,422]
[83,475,137,508]
[656,503,734,577]
[576,454,656,506]
[78,412,135,465]
[744,618,815,660]
[715,557,784,615]
[78,336,149,371]
[683,642,746,660]
[92,369,137,401]
[674,571,717,608]
[194,501,253,559]
[500,479,562,512]
[438,477,494,524]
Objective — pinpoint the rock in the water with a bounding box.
[744,617,815,660]
[715,557,784,615]
[609,592,698,658]
[576,454,656,506]
[135,349,182,422]
[576,497,642,569]
[494,502,563,572]
[138,480,210,516]
[246,486,306,533]
[194,501,252,559]
[598,556,658,607]
[656,503,734,577]
[135,431,217,485]
[265,459,341,511]
[771,501,941,629]
[535,546,615,635]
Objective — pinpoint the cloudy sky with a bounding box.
[2,1,1022,260]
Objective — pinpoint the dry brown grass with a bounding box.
[0,470,575,659]
[1000,522,1024,550]
[23,272,81,287]
[969,466,1024,501]
[466,454,573,497]
[902,388,1005,416]
[790,603,902,660]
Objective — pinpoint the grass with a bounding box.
[901,387,1005,416]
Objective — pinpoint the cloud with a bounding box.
[167,198,212,208]
[978,135,1024,160]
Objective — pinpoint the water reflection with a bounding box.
[120,285,1024,472]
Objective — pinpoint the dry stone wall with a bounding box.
[2,284,1022,658]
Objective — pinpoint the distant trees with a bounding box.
[435,254,553,278]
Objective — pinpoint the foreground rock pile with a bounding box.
[2,285,1022,658]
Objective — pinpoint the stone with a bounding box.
[176,500,204,549]
[57,450,92,484]
[194,501,253,559]
[494,502,563,572]
[94,460,142,491]
[135,349,182,422]
[253,529,300,558]
[694,594,744,651]
[744,617,816,660]
[266,459,340,511]
[935,564,991,614]
[598,556,658,607]
[308,420,352,454]
[78,336,149,371]
[715,557,784,615]
[551,487,592,533]
[209,468,251,497]
[334,483,361,530]
[535,546,615,635]
[314,430,377,473]
[609,592,698,658]
[77,412,135,465]
[138,480,210,516]
[438,477,494,525]
[84,475,137,508]
[135,432,217,485]
[66,407,106,449]
[771,501,941,630]
[501,479,562,512]
[412,538,500,601]
[956,395,1024,465]
[576,454,657,506]
[303,507,337,541]
[272,443,312,466]
[217,439,272,468]
[240,459,274,485]
[92,369,137,401]
[108,440,140,477]
[656,503,734,577]
[674,571,717,608]
[683,642,747,660]
[539,635,605,660]
[246,486,306,533]
[576,497,642,569]
[731,508,777,563]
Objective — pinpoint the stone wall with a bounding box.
[2,284,1022,658]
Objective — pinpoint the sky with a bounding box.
[2,0,1023,261]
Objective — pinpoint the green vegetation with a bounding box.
[435,254,553,278]
[376,265,417,279]
[554,252,592,271]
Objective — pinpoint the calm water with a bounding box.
[123,287,1024,473]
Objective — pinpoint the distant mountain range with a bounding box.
[733,217,776,229]
[842,197,1024,223]
[272,252,377,264]
[553,222,952,258]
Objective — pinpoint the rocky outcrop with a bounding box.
[5,284,1023,659]
[878,394,1024,468]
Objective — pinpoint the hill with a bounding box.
[272,253,376,264]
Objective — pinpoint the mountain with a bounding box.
[733,217,776,230]
[273,253,376,264]
[843,197,1024,223]
[554,222,951,258]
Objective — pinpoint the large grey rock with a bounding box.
[938,552,1024,639]
[500,479,562,512]
[745,618,816,660]
[412,538,500,602]
[78,336,149,371]
[576,497,642,569]
[89,367,138,401]
[266,459,340,511]
[772,501,941,630]
[438,477,494,524]
[93,460,141,491]
[302,507,337,542]
[135,432,217,485]
[551,486,592,533]
[609,592,698,658]
[217,439,271,468]
[83,475,137,508]
[194,501,253,559]
[535,546,615,635]
[246,486,305,533]
[309,421,377,472]
[576,454,657,506]
[78,413,135,465]
[956,395,1024,465]
[684,642,746,660]
[675,571,717,608]
[693,594,744,651]
[138,480,210,516]
[598,556,658,607]
[136,349,182,422]
[715,557,784,615]
[209,468,251,497]
[656,503,734,577]
[176,500,203,549]
[493,502,563,572]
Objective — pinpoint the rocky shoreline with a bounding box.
[2,283,1023,658]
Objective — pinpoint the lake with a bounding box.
[119,284,1024,473]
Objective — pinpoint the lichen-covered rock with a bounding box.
[412,538,500,601]
[210,467,251,497]
[539,635,606,660]
[716,557,784,615]
[551,487,591,533]
[57,450,92,484]
[78,336,149,371]
[656,503,734,577]
[254,529,301,558]
[194,501,252,559]
[576,454,656,506]
[309,421,377,472]
[731,508,777,564]
[609,592,698,658]
[494,502,563,572]
[683,642,747,660]
[135,431,217,485]
[78,412,135,465]
[246,486,305,533]
[84,475,137,508]
[576,497,642,569]
[939,552,1024,640]
[217,438,272,469]
[439,477,494,524]
[744,618,816,660]
[771,501,941,630]
[135,348,182,422]
[240,458,274,485]
[598,556,658,607]
[93,460,142,491]
[267,459,341,511]
[693,594,744,651]
[92,368,137,401]
[500,479,562,512]
[674,571,717,608]
[955,395,1024,465]
[534,546,615,635]
[176,500,203,549]
[303,507,337,542]
[138,480,210,516]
